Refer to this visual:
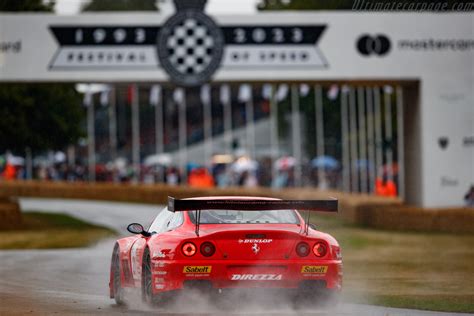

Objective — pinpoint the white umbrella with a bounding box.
[144,153,172,167]
[114,157,127,170]
[7,155,24,166]
[212,154,234,164]
[54,151,66,163]
[231,156,258,173]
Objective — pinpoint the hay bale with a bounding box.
[4,180,472,233]
[0,200,22,229]
[354,204,474,233]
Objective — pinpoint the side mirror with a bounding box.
[308,223,317,230]
[127,223,151,237]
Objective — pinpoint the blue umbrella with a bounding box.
[311,155,340,170]
[353,159,373,170]
[186,162,201,172]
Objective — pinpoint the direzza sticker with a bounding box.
[301,266,328,274]
[231,274,282,281]
[183,266,212,274]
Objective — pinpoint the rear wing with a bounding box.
[167,196,338,213]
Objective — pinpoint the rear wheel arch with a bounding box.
[110,243,126,304]
[109,243,119,297]
[141,246,170,306]
[141,246,153,303]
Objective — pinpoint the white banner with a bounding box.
[149,84,161,106]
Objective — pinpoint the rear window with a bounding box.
[188,209,299,224]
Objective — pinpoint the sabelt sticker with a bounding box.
[183,266,212,274]
[301,266,328,274]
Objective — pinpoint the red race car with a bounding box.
[109,196,342,307]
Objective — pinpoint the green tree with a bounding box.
[0,1,84,155]
[257,0,353,11]
[81,0,158,12]
[0,0,54,12]
[0,84,84,154]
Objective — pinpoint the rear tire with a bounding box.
[112,245,126,306]
[142,248,167,307]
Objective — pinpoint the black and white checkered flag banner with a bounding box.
[48,0,327,86]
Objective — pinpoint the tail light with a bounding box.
[332,245,342,260]
[200,242,216,257]
[296,242,310,257]
[182,242,196,257]
[313,242,327,257]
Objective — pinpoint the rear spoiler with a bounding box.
[168,196,338,213]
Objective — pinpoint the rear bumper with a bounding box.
[151,259,342,294]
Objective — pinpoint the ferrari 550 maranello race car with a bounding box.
[109,196,342,308]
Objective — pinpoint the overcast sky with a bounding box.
[54,0,259,15]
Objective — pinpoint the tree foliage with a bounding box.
[257,0,353,11]
[0,1,85,155]
[81,0,158,12]
[0,84,84,154]
[0,0,54,12]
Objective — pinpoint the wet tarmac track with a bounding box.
[0,198,469,316]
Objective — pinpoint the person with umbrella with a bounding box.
[272,156,296,188]
[231,156,258,187]
[311,155,340,189]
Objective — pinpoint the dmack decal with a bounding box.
[183,266,212,273]
[301,266,328,274]
[231,274,282,281]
